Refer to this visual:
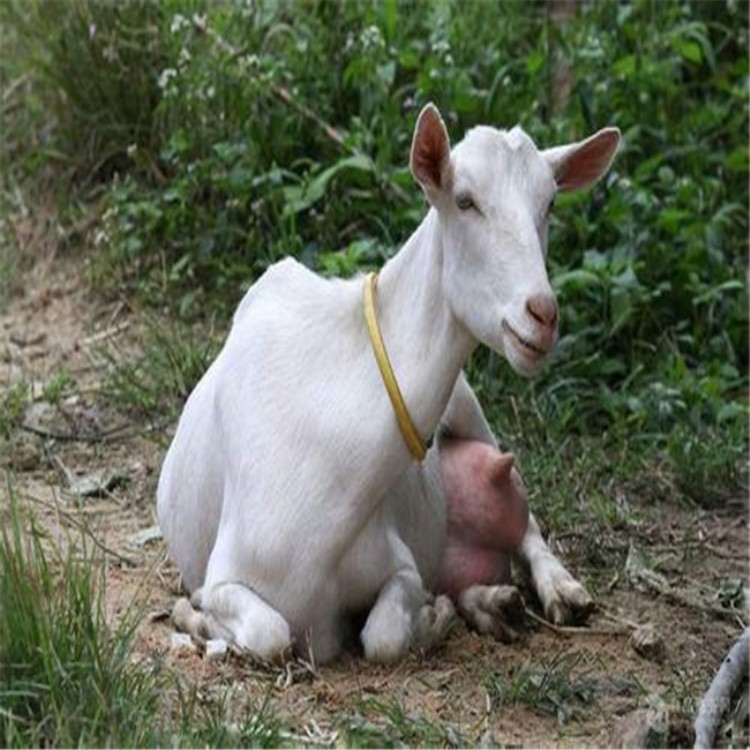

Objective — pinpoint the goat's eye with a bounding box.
[456,194,478,212]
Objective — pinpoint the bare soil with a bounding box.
[1,258,747,748]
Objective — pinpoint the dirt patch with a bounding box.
[1,258,747,748]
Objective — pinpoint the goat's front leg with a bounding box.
[360,532,455,662]
[362,567,456,662]
[518,515,594,625]
[360,563,424,663]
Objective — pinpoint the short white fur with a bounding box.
[157,103,621,662]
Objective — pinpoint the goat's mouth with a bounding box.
[502,320,550,360]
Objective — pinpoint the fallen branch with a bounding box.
[694,628,750,749]
[600,608,640,631]
[79,321,131,347]
[626,542,745,626]
[18,421,132,443]
[524,607,629,637]
[24,491,138,568]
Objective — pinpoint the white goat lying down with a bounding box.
[157,104,620,663]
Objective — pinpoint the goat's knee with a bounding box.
[361,567,425,663]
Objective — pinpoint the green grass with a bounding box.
[102,315,220,420]
[41,368,74,407]
[0,485,160,746]
[342,697,463,748]
[483,650,647,727]
[484,650,598,725]
[0,0,169,184]
[0,479,281,748]
[0,382,29,439]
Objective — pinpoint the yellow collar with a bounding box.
[363,272,427,461]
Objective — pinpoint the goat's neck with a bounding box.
[375,209,477,442]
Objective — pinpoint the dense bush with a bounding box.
[0,0,169,182]
[2,0,747,467]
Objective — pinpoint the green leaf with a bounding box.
[724,147,748,173]
[611,287,633,333]
[283,155,375,216]
[613,55,636,77]
[526,49,544,76]
[671,36,702,65]
[552,269,601,292]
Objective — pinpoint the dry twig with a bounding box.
[694,628,750,749]
[24,490,138,568]
[524,607,629,637]
[19,421,132,443]
[80,321,131,347]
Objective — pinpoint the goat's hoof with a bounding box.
[544,578,594,625]
[457,584,526,643]
[415,594,456,652]
[534,565,594,625]
[172,597,210,644]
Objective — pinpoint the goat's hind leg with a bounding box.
[173,583,292,661]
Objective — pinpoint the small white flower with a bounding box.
[238,54,258,72]
[192,13,207,31]
[432,39,450,55]
[126,144,137,159]
[158,68,177,90]
[360,25,384,51]
[102,44,118,63]
[178,47,191,68]
[205,85,215,99]
[170,14,189,35]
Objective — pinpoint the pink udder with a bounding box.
[436,438,529,599]
[437,540,512,599]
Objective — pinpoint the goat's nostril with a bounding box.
[526,294,558,328]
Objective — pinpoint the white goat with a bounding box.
[157,104,620,663]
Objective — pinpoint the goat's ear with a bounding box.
[543,127,621,192]
[410,103,452,202]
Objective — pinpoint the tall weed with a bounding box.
[0,490,159,746]
[0,0,171,182]
[0,482,281,747]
